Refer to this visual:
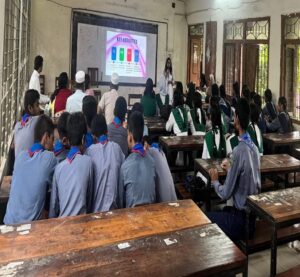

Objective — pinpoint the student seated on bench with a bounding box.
[49,113,93,218]
[117,111,156,208]
[202,103,226,159]
[208,98,261,241]
[14,89,40,158]
[4,115,57,224]
[266,96,292,134]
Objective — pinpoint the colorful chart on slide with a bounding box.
[105,31,147,78]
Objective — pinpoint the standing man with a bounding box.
[29,55,49,104]
[66,71,86,113]
[98,73,119,124]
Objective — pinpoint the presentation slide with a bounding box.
[105,31,147,78]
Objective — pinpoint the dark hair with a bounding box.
[200,73,207,88]
[34,55,43,71]
[114,96,127,122]
[75,82,85,91]
[210,104,222,130]
[242,86,251,102]
[144,78,154,98]
[250,91,257,101]
[34,115,54,143]
[57,112,70,139]
[164,57,172,75]
[82,96,97,128]
[210,96,219,108]
[51,72,69,102]
[233,82,240,98]
[211,83,219,97]
[186,82,196,109]
[250,103,260,124]
[236,98,250,131]
[24,89,40,115]
[265,89,272,102]
[128,111,144,143]
[67,112,87,146]
[91,114,107,138]
[85,74,91,90]
[176,82,184,95]
[193,93,206,125]
[278,96,287,111]
[253,94,262,110]
[220,84,226,99]
[110,84,119,91]
[173,88,184,107]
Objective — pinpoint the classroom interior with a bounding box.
[1,0,300,276]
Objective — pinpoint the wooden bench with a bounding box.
[175,183,192,199]
[238,220,300,254]
[277,265,300,277]
[0,176,11,204]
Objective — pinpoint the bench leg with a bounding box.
[270,224,278,277]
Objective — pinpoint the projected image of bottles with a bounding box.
[127,49,132,62]
[134,50,139,63]
[119,48,125,61]
[111,47,117,61]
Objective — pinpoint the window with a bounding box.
[0,0,30,174]
[223,18,270,96]
[281,14,300,119]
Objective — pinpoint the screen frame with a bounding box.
[71,11,158,87]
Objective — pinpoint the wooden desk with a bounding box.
[144,116,165,125]
[195,154,300,185]
[0,200,210,265]
[0,176,11,204]
[263,131,300,153]
[159,135,204,152]
[145,117,170,139]
[247,187,300,276]
[0,224,247,277]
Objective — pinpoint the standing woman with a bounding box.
[50,72,72,116]
[157,57,175,109]
[141,78,156,117]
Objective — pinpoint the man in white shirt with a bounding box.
[98,73,119,124]
[29,55,50,104]
[66,71,86,113]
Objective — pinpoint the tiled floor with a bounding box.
[239,244,300,276]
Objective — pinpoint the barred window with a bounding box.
[0,0,30,174]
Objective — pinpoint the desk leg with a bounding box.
[270,223,278,277]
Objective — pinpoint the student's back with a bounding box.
[119,149,156,208]
[86,141,124,212]
[148,145,177,202]
[14,115,40,158]
[107,123,128,156]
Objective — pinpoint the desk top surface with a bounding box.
[263,131,300,145]
[159,135,204,149]
[247,187,300,223]
[195,154,300,177]
[0,200,210,264]
[0,224,246,277]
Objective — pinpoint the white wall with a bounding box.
[30,0,188,100]
[186,0,300,102]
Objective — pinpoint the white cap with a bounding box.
[111,73,119,85]
[75,70,85,84]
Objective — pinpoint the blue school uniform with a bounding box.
[4,143,57,224]
[53,139,68,163]
[118,143,156,208]
[14,114,40,158]
[85,135,125,212]
[49,147,93,218]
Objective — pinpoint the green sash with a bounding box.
[190,109,205,132]
[172,106,188,133]
[221,112,228,134]
[156,94,169,109]
[247,124,263,154]
[205,127,227,159]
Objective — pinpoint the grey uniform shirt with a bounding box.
[14,116,40,158]
[49,154,93,218]
[4,150,57,225]
[212,141,261,210]
[148,147,177,202]
[107,123,128,157]
[118,152,156,208]
[85,141,125,212]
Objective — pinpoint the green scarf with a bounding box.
[221,112,228,134]
[205,127,227,159]
[247,124,263,154]
[172,106,188,133]
[190,109,205,132]
[156,94,169,109]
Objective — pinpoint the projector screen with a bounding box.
[72,12,158,86]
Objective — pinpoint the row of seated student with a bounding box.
[5,89,177,225]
